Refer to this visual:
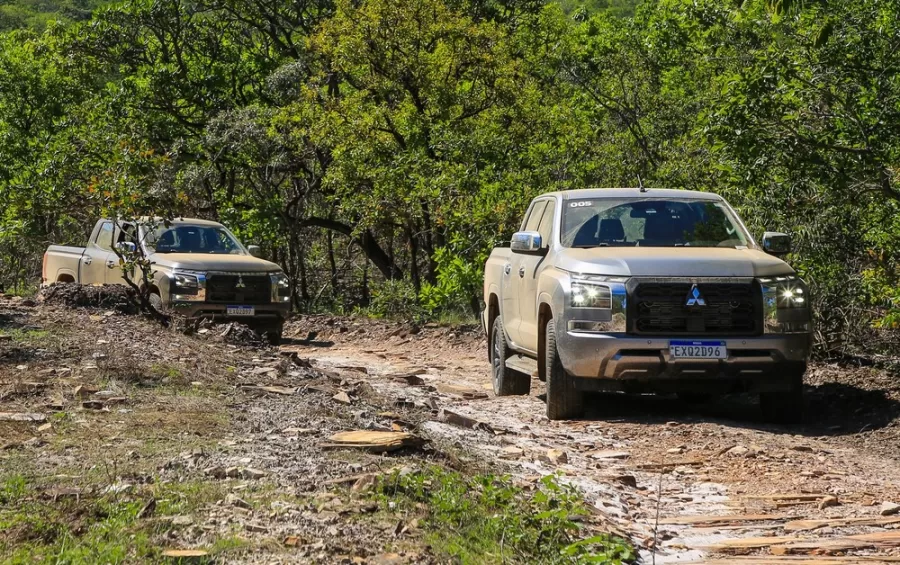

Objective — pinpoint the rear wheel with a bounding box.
[491,316,530,396]
[545,320,583,420]
[760,368,805,425]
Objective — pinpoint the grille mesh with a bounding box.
[630,280,759,336]
[206,274,271,305]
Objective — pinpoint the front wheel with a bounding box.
[491,316,530,396]
[254,321,285,346]
[545,320,583,420]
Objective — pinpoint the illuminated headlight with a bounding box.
[759,275,808,309]
[571,279,612,309]
[270,272,291,303]
[760,275,811,334]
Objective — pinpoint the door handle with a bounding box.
[82,256,92,265]
[106,260,117,269]
[518,266,526,278]
[503,264,511,276]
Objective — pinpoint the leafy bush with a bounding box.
[363,278,422,319]
[419,247,484,317]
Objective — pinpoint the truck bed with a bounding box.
[44,245,86,285]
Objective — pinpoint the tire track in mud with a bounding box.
[283,318,900,563]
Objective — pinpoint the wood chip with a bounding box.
[0,412,47,422]
[743,493,828,501]
[241,385,296,395]
[161,549,209,558]
[704,536,806,552]
[322,430,419,453]
[590,450,631,460]
[660,513,789,526]
[438,409,493,432]
[784,516,900,532]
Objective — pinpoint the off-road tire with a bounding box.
[491,316,530,396]
[148,292,164,312]
[545,320,583,420]
[760,370,804,425]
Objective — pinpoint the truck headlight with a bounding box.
[570,275,626,309]
[270,272,291,303]
[174,273,199,289]
[171,270,205,300]
[571,281,612,309]
[759,275,810,333]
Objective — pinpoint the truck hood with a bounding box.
[555,247,793,278]
[149,253,282,273]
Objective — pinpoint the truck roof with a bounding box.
[547,188,722,201]
[135,217,226,228]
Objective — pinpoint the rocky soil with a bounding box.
[282,315,900,564]
[5,294,900,564]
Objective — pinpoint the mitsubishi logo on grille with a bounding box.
[235,275,246,289]
[685,284,706,307]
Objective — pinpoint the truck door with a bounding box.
[516,199,555,352]
[81,220,116,284]
[106,222,138,284]
[504,200,547,349]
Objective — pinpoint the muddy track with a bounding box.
[284,316,900,564]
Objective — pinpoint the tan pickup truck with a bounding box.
[43,218,291,342]
[483,188,812,422]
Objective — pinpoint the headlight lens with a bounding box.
[571,277,614,309]
[760,275,810,334]
[270,272,291,302]
[174,273,199,288]
[759,275,808,309]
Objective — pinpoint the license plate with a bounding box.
[669,340,727,359]
[226,305,255,316]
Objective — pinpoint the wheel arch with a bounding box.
[487,292,500,361]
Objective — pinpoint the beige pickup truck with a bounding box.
[43,218,291,342]
[483,188,812,422]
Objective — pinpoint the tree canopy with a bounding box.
[0,0,898,351]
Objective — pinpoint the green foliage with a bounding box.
[364,279,422,319]
[0,0,898,352]
[376,467,634,564]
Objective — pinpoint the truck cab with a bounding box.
[483,189,811,422]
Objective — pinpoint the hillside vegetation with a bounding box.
[0,0,898,353]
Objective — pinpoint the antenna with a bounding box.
[638,175,647,193]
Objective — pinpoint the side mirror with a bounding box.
[762,232,791,256]
[510,231,546,255]
[115,241,136,254]
[247,245,262,258]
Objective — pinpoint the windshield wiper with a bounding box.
[572,243,609,248]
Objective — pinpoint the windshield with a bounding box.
[562,198,751,248]
[145,224,246,255]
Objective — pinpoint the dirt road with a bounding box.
[284,316,900,564]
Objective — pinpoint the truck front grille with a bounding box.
[206,273,271,305]
[628,278,761,336]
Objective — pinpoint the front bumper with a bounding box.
[169,301,290,325]
[556,327,810,393]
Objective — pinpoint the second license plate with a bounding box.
[669,340,727,359]
[226,305,255,316]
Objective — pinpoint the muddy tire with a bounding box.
[760,370,804,425]
[148,292,164,312]
[491,316,530,396]
[545,319,583,420]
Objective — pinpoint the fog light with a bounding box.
[568,320,612,332]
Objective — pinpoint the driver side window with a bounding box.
[523,201,547,233]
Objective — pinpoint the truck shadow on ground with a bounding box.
[568,381,900,437]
